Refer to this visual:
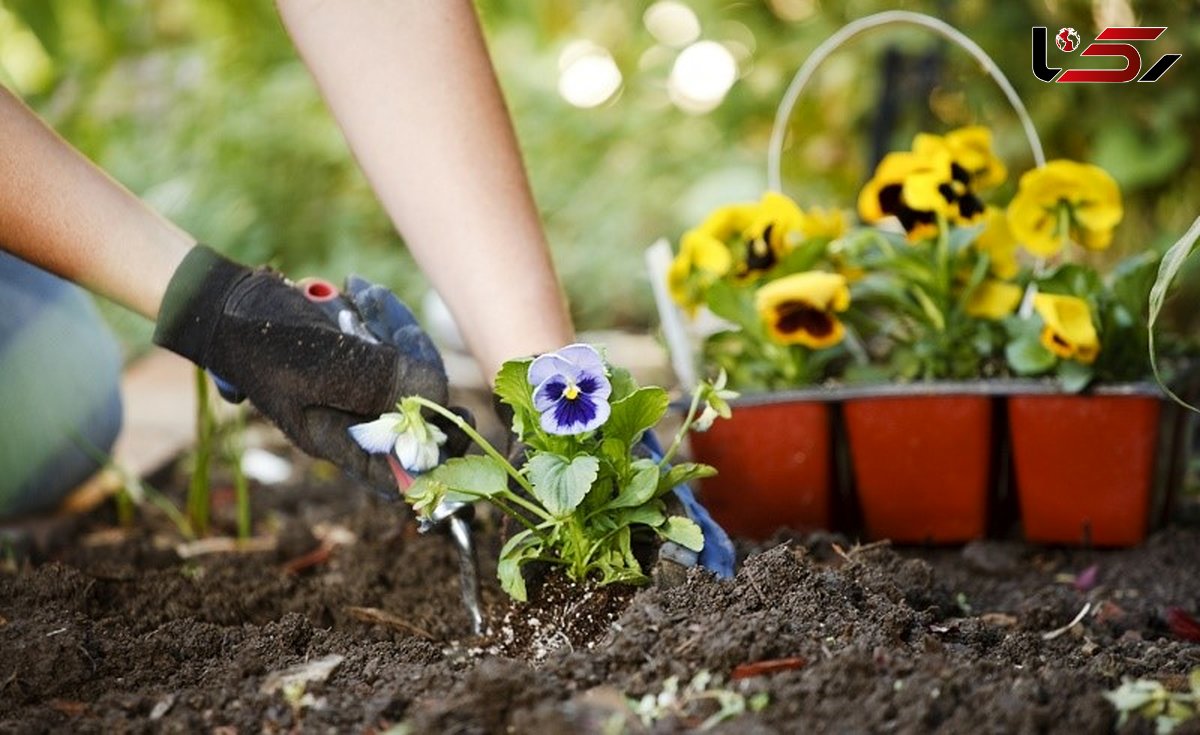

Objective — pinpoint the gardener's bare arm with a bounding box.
[277,0,574,381]
[0,85,192,320]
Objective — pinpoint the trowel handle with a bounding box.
[295,277,350,321]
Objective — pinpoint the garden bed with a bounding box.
[3,465,1200,733]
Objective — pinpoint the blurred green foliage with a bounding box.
[2,0,1198,352]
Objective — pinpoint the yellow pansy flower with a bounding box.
[965,280,1023,320]
[738,191,807,278]
[944,126,1007,190]
[1032,292,1100,364]
[800,206,847,241]
[696,202,758,242]
[668,229,733,313]
[755,271,850,348]
[858,144,985,240]
[975,206,1020,280]
[1007,160,1123,257]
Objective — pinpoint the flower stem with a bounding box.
[408,397,552,522]
[660,384,704,468]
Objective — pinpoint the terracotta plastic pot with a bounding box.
[1009,394,1161,546]
[688,399,833,539]
[844,394,993,543]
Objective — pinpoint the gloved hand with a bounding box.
[153,245,454,492]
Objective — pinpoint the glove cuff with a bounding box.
[153,244,253,366]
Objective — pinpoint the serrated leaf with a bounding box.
[1149,216,1200,412]
[1006,335,1056,375]
[657,516,704,552]
[429,455,507,502]
[527,454,599,516]
[604,387,669,446]
[607,462,660,509]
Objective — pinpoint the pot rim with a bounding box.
[671,379,1167,409]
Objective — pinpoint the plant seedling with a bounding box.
[351,343,734,600]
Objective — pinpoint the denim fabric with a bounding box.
[0,253,123,518]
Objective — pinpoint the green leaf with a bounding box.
[494,357,537,435]
[704,279,760,335]
[527,453,600,516]
[404,475,447,517]
[910,285,945,331]
[607,366,638,403]
[429,455,507,503]
[1149,216,1200,412]
[604,387,669,446]
[1057,359,1094,393]
[612,502,666,528]
[946,223,984,255]
[600,437,628,470]
[607,461,659,509]
[772,238,827,275]
[497,529,539,602]
[1006,335,1056,375]
[657,516,704,552]
[660,462,717,494]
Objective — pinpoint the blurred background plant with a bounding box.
[1,0,1197,353]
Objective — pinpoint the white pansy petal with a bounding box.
[693,405,719,432]
[528,353,576,386]
[348,415,402,454]
[412,441,441,472]
[393,431,422,471]
[583,395,611,432]
[556,343,605,372]
[428,423,448,446]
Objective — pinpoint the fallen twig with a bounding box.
[831,539,891,562]
[1042,602,1092,640]
[175,536,276,559]
[346,606,434,640]
[281,540,336,576]
[731,656,807,681]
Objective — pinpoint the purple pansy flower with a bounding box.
[528,344,612,435]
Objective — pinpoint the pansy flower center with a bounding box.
[775,300,833,338]
[563,383,580,400]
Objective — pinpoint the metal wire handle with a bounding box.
[767,10,1046,193]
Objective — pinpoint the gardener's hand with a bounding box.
[153,245,453,490]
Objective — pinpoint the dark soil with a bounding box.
[3,466,1200,734]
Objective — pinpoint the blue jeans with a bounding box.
[0,253,122,519]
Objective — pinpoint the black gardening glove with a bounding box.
[154,245,457,492]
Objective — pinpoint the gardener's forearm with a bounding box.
[0,85,193,319]
[277,0,574,381]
